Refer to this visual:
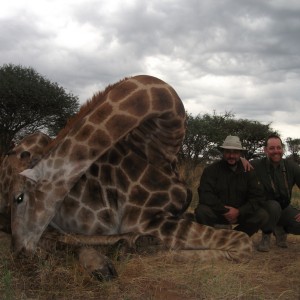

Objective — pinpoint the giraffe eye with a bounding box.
[15,193,24,204]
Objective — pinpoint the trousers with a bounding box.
[194,204,268,237]
[261,200,300,234]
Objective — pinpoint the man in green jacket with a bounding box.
[253,134,300,252]
[194,135,268,237]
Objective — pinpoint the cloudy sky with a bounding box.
[1,0,299,141]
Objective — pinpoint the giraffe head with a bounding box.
[11,167,51,254]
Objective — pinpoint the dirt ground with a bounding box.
[245,233,300,299]
[0,230,299,300]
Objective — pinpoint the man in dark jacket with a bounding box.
[253,134,300,252]
[194,135,268,237]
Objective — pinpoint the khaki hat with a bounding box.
[219,135,246,151]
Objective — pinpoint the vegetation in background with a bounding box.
[179,111,277,165]
[178,111,300,189]
[0,64,79,156]
[286,137,300,164]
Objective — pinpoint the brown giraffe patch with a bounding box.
[106,114,138,141]
[121,153,147,182]
[88,129,111,149]
[70,144,89,162]
[141,167,171,191]
[61,196,81,216]
[78,207,95,224]
[151,87,175,112]
[89,163,99,177]
[107,148,123,165]
[129,185,150,205]
[75,124,95,142]
[109,80,137,102]
[119,90,150,116]
[89,102,113,124]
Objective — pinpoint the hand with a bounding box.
[223,206,239,224]
[295,213,300,222]
[240,157,253,172]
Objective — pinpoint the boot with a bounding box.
[257,233,271,252]
[274,226,288,248]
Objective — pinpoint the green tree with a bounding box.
[180,111,277,164]
[179,111,235,164]
[223,118,276,159]
[286,137,300,163]
[0,64,79,155]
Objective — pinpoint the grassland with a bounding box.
[0,230,299,299]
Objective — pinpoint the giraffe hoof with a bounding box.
[91,260,118,281]
[78,247,118,281]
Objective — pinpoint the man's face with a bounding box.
[264,137,284,164]
[223,149,242,166]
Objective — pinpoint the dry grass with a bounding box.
[292,186,300,209]
[0,231,299,300]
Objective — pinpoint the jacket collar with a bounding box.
[266,157,285,171]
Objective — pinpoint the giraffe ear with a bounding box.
[19,169,39,182]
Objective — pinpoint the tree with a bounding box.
[286,137,300,163]
[0,64,80,155]
[179,111,277,164]
[179,111,235,164]
[222,118,276,159]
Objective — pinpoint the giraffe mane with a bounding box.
[44,76,131,154]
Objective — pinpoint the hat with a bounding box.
[218,135,246,151]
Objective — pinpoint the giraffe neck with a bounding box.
[27,75,185,204]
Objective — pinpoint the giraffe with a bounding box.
[9,75,253,279]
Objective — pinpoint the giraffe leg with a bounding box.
[44,231,140,248]
[144,218,253,263]
[42,231,168,254]
[78,247,118,281]
[156,248,252,264]
[182,226,254,263]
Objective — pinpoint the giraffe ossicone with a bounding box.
[4,75,252,279]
